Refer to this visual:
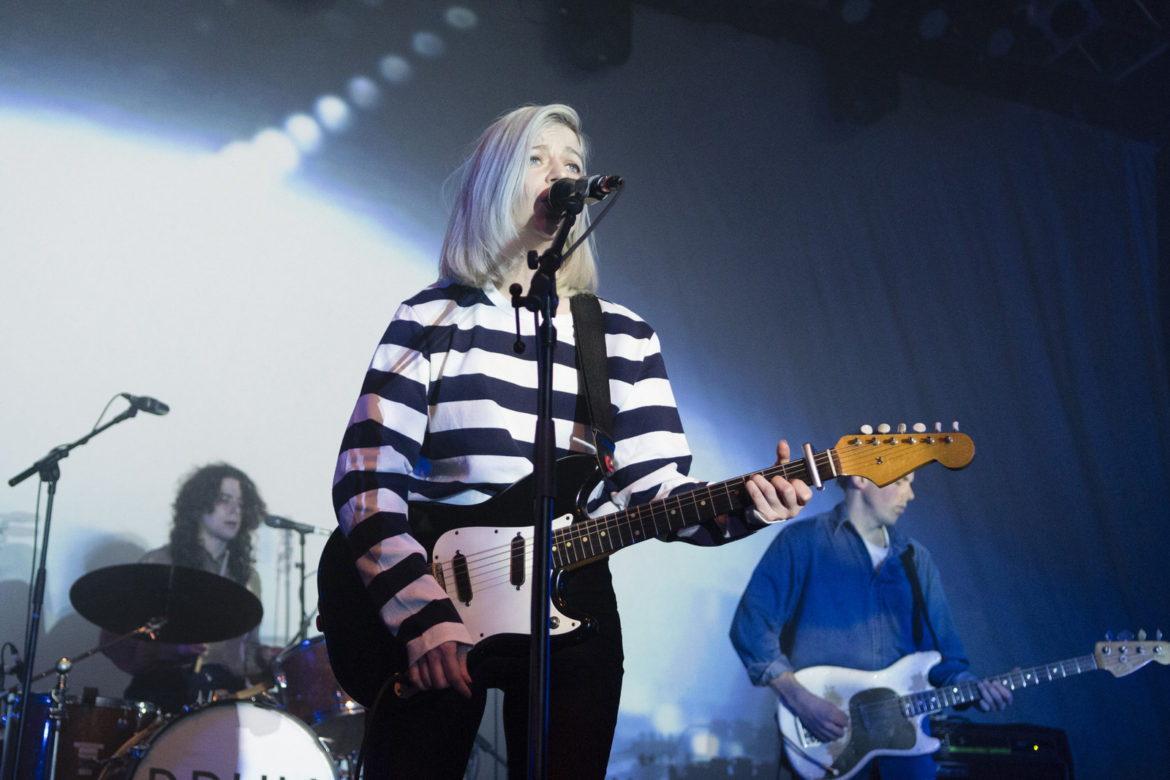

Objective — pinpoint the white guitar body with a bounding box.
[778,651,942,780]
[430,515,584,643]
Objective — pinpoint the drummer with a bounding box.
[101,463,282,712]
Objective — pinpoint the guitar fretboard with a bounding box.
[900,654,1100,716]
[548,450,841,570]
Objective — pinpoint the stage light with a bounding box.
[412,31,446,58]
[284,113,323,154]
[444,6,478,30]
[378,54,412,84]
[346,76,380,109]
[314,94,351,133]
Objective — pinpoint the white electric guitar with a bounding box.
[777,634,1169,780]
[321,426,975,705]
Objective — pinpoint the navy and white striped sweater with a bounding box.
[332,280,747,665]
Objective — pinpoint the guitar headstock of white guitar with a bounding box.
[1096,630,1169,677]
[833,421,974,487]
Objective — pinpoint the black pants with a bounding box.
[363,566,624,780]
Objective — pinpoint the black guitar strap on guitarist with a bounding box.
[900,545,941,651]
[570,293,616,478]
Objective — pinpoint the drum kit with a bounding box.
[1,563,363,780]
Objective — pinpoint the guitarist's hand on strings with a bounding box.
[410,640,473,698]
[744,440,814,524]
[769,671,849,743]
[974,677,1013,712]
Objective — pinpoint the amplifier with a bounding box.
[933,718,1074,780]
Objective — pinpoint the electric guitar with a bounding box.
[778,635,1170,780]
[319,427,975,706]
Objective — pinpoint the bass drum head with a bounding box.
[102,700,337,780]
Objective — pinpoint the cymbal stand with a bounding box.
[42,657,74,780]
[20,621,164,689]
[3,402,145,778]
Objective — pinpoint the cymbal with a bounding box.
[71,563,263,644]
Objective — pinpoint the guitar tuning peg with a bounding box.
[934,422,942,433]
[1104,630,1114,641]
[1157,629,1164,641]
[859,424,874,435]
[877,423,891,434]
[952,421,961,432]
[897,423,907,434]
[1118,630,1135,641]
[1138,629,1147,641]
[912,423,926,433]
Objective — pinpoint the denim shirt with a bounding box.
[730,503,973,688]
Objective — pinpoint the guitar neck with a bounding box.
[901,654,1100,715]
[550,450,839,570]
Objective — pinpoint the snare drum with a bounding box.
[98,700,338,780]
[2,693,157,779]
[274,636,364,756]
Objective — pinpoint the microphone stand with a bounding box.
[271,524,311,644]
[510,197,585,780]
[3,404,142,779]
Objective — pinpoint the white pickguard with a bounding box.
[430,514,583,642]
[777,651,942,780]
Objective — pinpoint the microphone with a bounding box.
[541,174,623,218]
[265,515,331,536]
[121,393,170,416]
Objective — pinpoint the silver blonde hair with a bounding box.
[439,104,599,295]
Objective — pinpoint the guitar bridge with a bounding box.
[799,723,822,748]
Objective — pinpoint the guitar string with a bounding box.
[838,655,1100,724]
[439,442,963,595]
[442,448,838,580]
[435,435,961,590]
[442,437,946,584]
[438,450,845,594]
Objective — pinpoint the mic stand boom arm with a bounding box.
[510,196,584,780]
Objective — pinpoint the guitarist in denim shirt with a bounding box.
[729,473,1011,779]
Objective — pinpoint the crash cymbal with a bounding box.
[71,563,262,644]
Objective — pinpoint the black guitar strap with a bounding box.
[570,293,616,477]
[900,545,941,651]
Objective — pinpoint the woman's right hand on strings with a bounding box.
[409,640,473,698]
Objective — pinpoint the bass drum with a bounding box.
[99,700,338,780]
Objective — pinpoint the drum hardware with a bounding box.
[1,659,158,780]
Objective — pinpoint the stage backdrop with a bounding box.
[1,3,1166,778]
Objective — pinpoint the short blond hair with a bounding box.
[439,104,599,295]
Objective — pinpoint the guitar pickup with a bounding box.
[510,532,526,589]
[452,551,472,604]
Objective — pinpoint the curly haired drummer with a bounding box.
[101,462,282,712]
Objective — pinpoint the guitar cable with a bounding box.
[352,672,400,778]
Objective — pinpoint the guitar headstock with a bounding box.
[833,422,974,487]
[1096,632,1169,677]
